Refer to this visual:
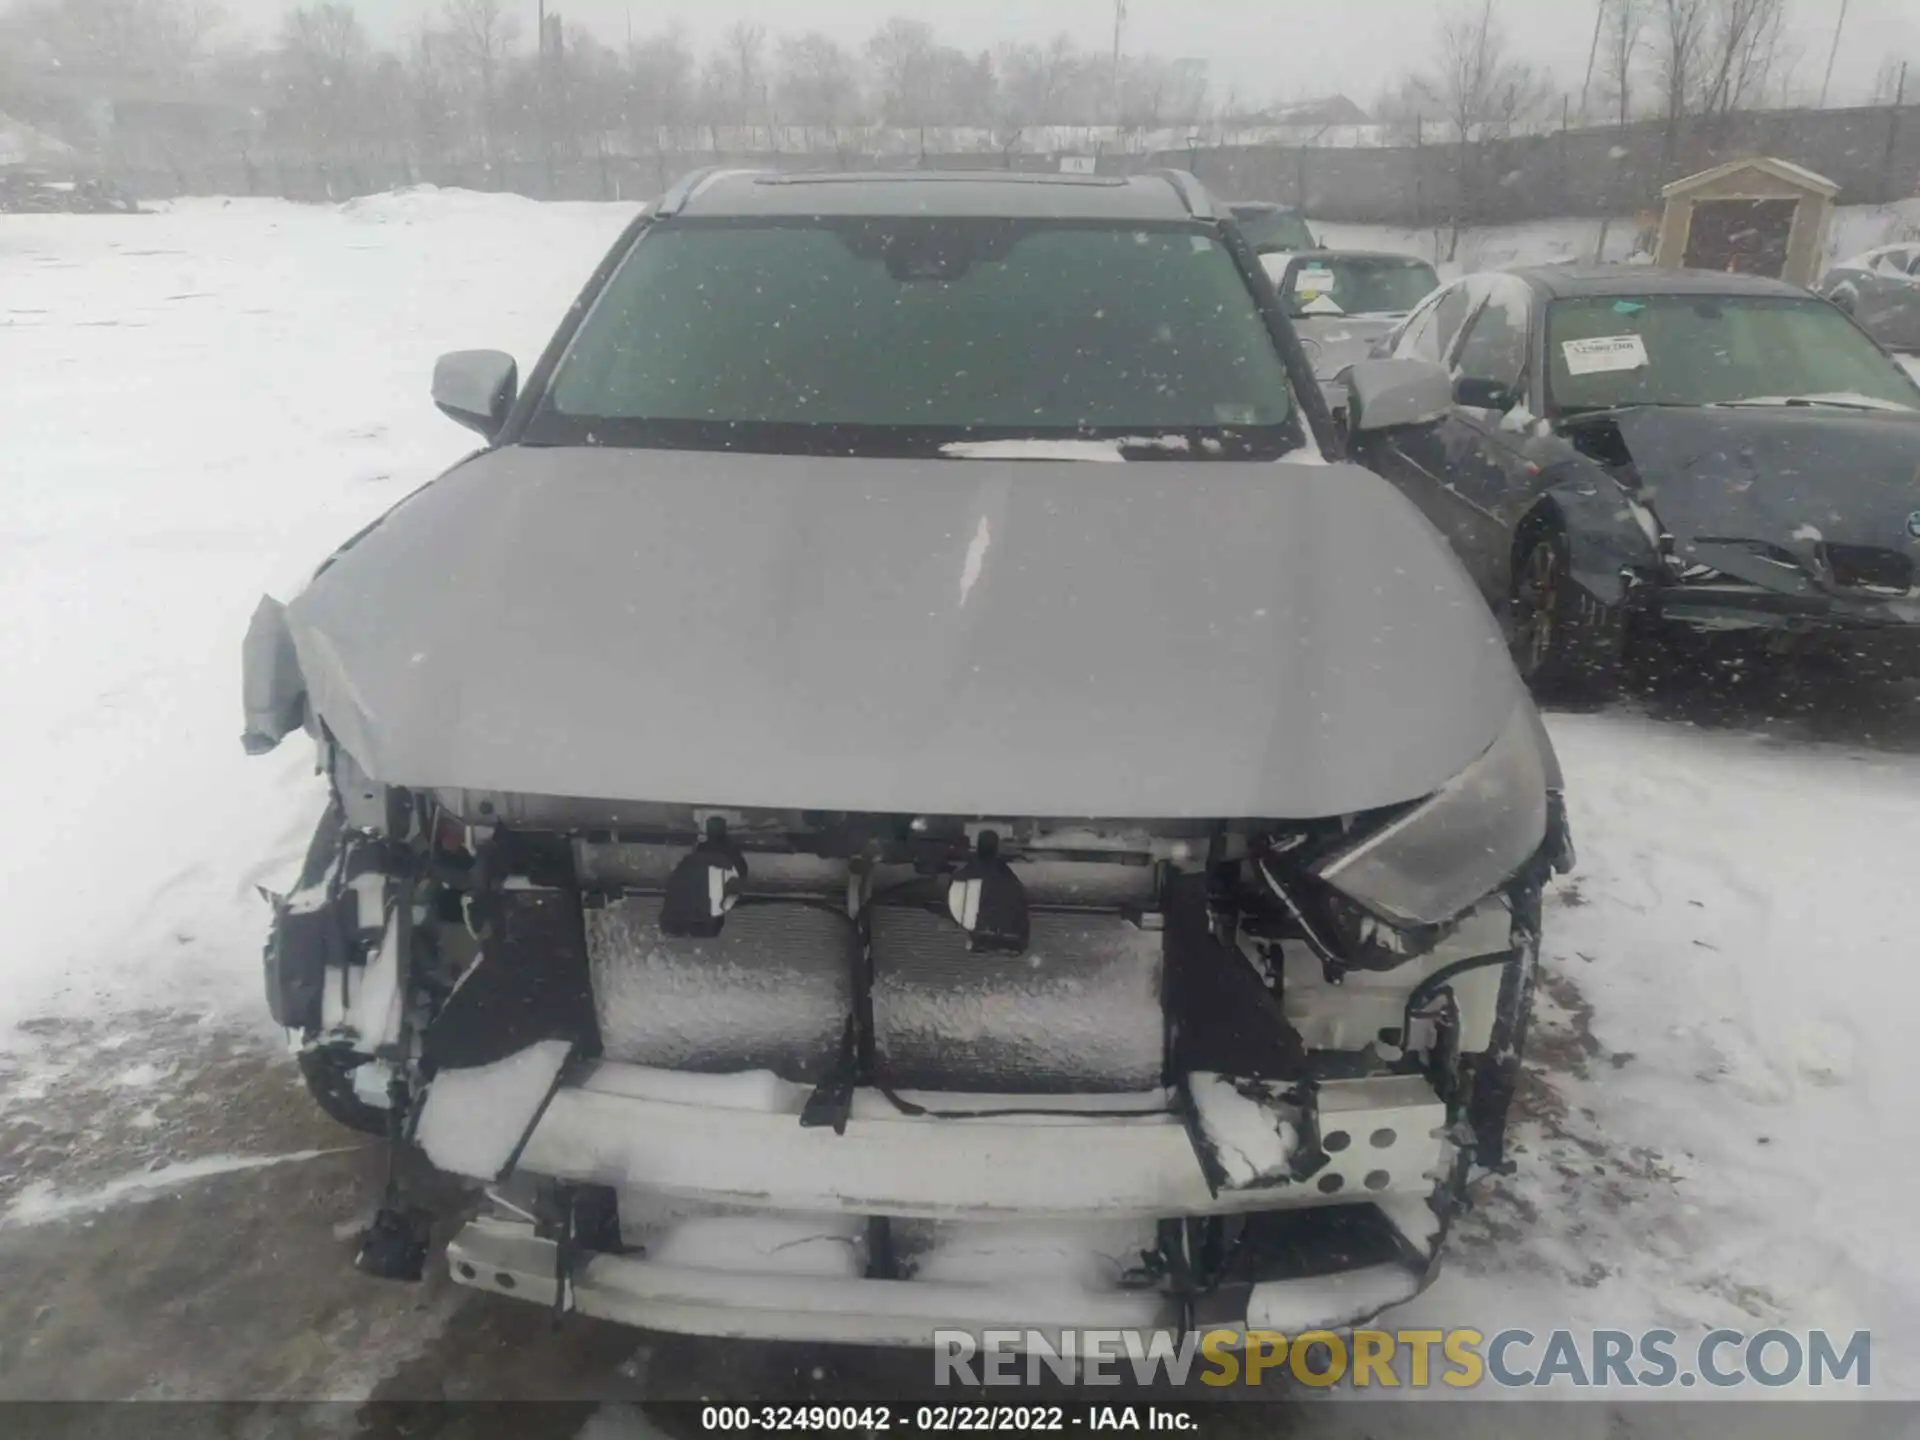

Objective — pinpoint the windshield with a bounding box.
[1230,206,1316,253]
[535,218,1298,455]
[1284,256,1440,317]
[1546,293,1920,413]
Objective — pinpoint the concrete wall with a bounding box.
[98,103,1919,224]
[1141,105,1918,224]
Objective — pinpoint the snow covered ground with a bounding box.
[3,190,1920,1407]
[0,190,638,1036]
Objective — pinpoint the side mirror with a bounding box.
[1345,357,1453,434]
[1452,375,1516,412]
[432,350,518,440]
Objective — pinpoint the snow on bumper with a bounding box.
[437,1061,1449,1344]
[445,1215,1431,1348]
[436,1059,1448,1220]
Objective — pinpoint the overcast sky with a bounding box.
[218,0,1916,110]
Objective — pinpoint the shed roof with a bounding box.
[1660,155,1839,200]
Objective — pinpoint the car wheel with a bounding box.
[1509,524,1623,700]
[297,1046,390,1136]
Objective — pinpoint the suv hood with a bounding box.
[278,446,1521,819]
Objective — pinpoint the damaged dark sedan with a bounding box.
[1344,266,1920,693]
[241,169,1571,1349]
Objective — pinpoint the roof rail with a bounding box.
[655,166,755,218]
[1151,169,1214,220]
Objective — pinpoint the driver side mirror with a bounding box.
[432,349,518,440]
[1453,375,1517,412]
[1345,357,1453,434]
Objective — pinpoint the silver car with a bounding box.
[241,168,1570,1349]
[1819,242,1920,353]
[1261,249,1443,379]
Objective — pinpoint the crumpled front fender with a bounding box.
[1532,464,1660,607]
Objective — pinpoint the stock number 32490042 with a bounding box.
[700,1405,1071,1431]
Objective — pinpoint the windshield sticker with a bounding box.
[1612,300,1647,314]
[1295,267,1337,291]
[1562,333,1649,375]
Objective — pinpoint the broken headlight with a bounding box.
[1311,701,1549,929]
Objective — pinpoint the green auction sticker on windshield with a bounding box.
[1562,333,1649,375]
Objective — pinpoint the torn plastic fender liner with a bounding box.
[241,596,308,755]
[266,808,393,1031]
[264,802,348,1029]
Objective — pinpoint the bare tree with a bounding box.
[275,3,370,182]
[720,19,771,146]
[624,25,693,176]
[867,15,938,129]
[1696,0,1788,118]
[927,45,994,128]
[1402,0,1554,257]
[1652,0,1710,176]
[8,0,224,77]
[1871,58,1913,105]
[776,29,861,147]
[405,25,459,172]
[994,34,1090,133]
[1599,0,1648,127]
[443,0,519,172]
[1117,54,1209,138]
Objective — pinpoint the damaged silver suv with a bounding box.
[241,169,1572,1347]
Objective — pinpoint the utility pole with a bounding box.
[1578,0,1605,124]
[1112,0,1126,127]
[1819,0,1851,109]
[537,0,555,197]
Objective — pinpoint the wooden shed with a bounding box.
[1655,156,1838,288]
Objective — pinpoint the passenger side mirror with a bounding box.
[1452,375,1517,412]
[1344,357,1453,434]
[432,350,518,440]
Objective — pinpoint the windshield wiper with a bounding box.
[1713,394,1914,413]
[1555,401,1694,417]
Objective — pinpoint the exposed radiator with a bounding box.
[870,908,1164,1093]
[584,896,1165,1092]
[586,897,853,1083]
